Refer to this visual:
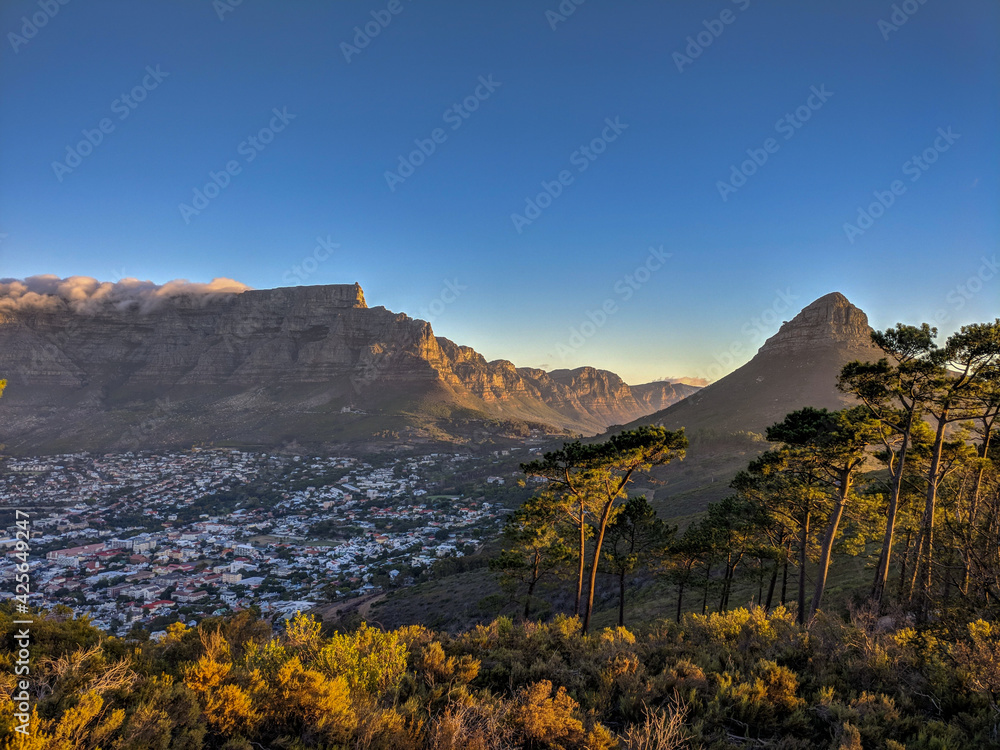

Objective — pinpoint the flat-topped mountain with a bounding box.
[0,279,697,453]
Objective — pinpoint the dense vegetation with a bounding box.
[1,320,998,748]
[2,604,999,748]
[495,321,1000,634]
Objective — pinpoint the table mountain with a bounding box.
[0,281,696,453]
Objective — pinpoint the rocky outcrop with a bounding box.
[757,292,873,354]
[0,282,698,452]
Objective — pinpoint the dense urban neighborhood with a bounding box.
[0,447,531,638]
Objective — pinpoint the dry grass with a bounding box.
[618,697,695,750]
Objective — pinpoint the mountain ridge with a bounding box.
[0,280,697,453]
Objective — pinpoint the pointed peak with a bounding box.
[758,292,875,356]
[802,291,853,311]
[808,290,849,305]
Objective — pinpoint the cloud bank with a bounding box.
[0,275,250,315]
[659,375,710,387]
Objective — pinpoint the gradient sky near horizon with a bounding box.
[1,0,997,385]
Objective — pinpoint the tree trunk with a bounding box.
[728,562,737,610]
[961,427,992,595]
[525,551,539,619]
[576,503,585,616]
[582,500,615,633]
[676,580,685,623]
[797,509,810,625]
[872,425,911,606]
[907,528,925,601]
[618,570,626,627]
[942,547,953,609]
[898,527,913,600]
[781,553,789,607]
[918,411,949,614]
[810,471,852,619]
[718,552,731,613]
[765,557,779,611]
[702,563,711,615]
[723,556,741,612]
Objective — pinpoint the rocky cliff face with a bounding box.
[756,292,873,354]
[0,283,430,389]
[0,282,697,453]
[429,339,698,432]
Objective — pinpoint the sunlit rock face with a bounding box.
[758,292,877,355]
[0,281,697,452]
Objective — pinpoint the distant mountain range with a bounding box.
[0,282,698,453]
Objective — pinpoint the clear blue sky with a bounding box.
[1,0,997,384]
